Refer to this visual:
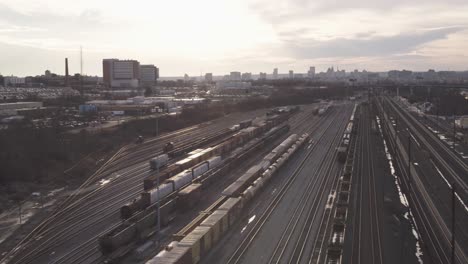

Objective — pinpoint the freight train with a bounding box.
[147,133,310,264]
[337,104,358,163]
[99,124,291,255]
[142,114,287,192]
[122,117,287,220]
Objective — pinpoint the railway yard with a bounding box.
[1,96,468,264]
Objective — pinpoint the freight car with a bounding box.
[337,147,348,163]
[164,142,175,152]
[144,125,263,191]
[123,156,222,219]
[144,148,218,191]
[221,165,263,197]
[239,119,252,129]
[148,133,310,264]
[222,134,299,197]
[99,198,177,254]
[150,154,169,170]
[102,124,293,257]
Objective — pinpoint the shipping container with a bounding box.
[150,154,169,170]
[207,156,222,169]
[218,197,243,226]
[178,226,213,264]
[178,183,202,211]
[200,210,228,244]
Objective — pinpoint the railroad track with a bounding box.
[378,98,468,264]
[1,115,248,264]
[386,97,468,196]
[349,104,383,264]
[226,105,351,264]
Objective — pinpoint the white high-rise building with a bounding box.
[289,70,294,79]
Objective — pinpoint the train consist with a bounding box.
[148,133,310,264]
[121,115,289,220]
[143,115,288,191]
[337,104,358,162]
[98,113,292,256]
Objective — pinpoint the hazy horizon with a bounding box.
[1,0,468,77]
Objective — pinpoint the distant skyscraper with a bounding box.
[205,73,213,82]
[289,70,294,79]
[307,66,315,78]
[230,71,241,81]
[259,72,267,80]
[184,73,190,82]
[273,68,278,79]
[241,72,252,81]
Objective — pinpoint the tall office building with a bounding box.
[241,72,252,81]
[103,59,140,88]
[259,72,267,80]
[140,64,159,85]
[230,71,241,81]
[307,66,316,78]
[273,68,278,79]
[205,73,213,82]
[289,70,294,79]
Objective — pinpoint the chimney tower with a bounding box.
[65,58,69,86]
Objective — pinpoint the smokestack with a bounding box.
[65,58,69,86]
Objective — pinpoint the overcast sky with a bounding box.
[0,0,467,77]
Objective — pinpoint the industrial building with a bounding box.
[0,102,43,116]
[3,76,26,87]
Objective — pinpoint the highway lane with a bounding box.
[1,109,270,264]
[201,103,353,264]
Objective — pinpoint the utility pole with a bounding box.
[453,109,456,148]
[18,202,22,225]
[156,162,160,236]
[156,117,159,137]
[451,183,456,264]
[156,117,160,245]
[407,129,412,201]
[80,46,83,96]
[395,116,398,144]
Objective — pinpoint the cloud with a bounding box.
[281,27,465,59]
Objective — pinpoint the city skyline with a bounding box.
[1,0,468,76]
